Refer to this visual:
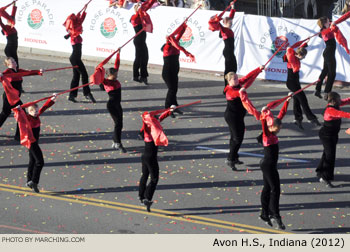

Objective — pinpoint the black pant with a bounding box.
[0,92,21,138]
[316,133,338,181]
[69,44,91,98]
[107,97,123,144]
[260,144,281,218]
[139,141,159,201]
[316,53,336,93]
[133,43,149,79]
[27,142,44,184]
[286,70,317,121]
[224,54,237,87]
[5,41,19,67]
[224,112,245,161]
[162,55,180,108]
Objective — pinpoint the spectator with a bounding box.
[342,0,350,14]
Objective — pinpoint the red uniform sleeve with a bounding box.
[239,90,261,120]
[290,40,308,49]
[78,11,87,23]
[228,8,236,19]
[171,23,187,42]
[114,51,120,70]
[38,99,55,116]
[261,118,269,137]
[277,99,290,120]
[340,97,350,106]
[239,67,262,89]
[0,18,6,31]
[326,107,350,119]
[286,47,300,73]
[1,76,20,106]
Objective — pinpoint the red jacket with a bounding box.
[102,79,121,93]
[240,90,289,146]
[141,110,171,144]
[324,98,350,121]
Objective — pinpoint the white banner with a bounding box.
[238,15,350,83]
[1,0,349,83]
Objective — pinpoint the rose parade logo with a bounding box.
[27,9,44,29]
[271,36,289,57]
[100,17,118,39]
[179,26,194,48]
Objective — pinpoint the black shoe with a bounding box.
[14,135,20,142]
[99,84,105,91]
[138,197,145,205]
[324,93,329,101]
[21,89,26,93]
[233,159,244,165]
[293,120,304,130]
[68,96,78,103]
[112,143,127,153]
[27,181,40,193]
[143,199,153,212]
[270,216,285,230]
[174,108,183,115]
[139,77,148,85]
[170,112,176,118]
[133,77,141,83]
[309,118,321,126]
[85,93,96,103]
[26,181,33,189]
[314,90,322,99]
[259,215,272,227]
[225,160,237,171]
[138,132,144,140]
[319,178,334,187]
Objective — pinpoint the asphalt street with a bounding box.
[0,56,350,234]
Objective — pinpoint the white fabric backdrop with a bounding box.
[1,0,349,83]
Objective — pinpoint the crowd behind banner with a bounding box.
[1,0,349,83]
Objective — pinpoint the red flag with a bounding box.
[114,51,120,71]
[242,67,263,89]
[89,67,105,85]
[1,77,20,106]
[140,10,153,33]
[142,112,168,146]
[12,107,36,149]
[331,25,350,54]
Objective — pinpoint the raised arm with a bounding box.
[285,47,299,73]
[38,97,55,116]
[276,98,290,120]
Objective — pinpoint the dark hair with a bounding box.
[327,92,341,105]
[273,118,282,127]
[107,68,118,76]
[296,47,307,57]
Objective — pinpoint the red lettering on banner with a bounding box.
[179,57,196,63]
[24,38,47,44]
[265,67,287,74]
[96,47,115,53]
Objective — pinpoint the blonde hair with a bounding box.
[342,1,350,14]
[225,72,236,82]
[4,57,15,66]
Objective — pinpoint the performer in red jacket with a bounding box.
[13,95,56,193]
[0,57,43,140]
[223,66,263,170]
[209,1,237,86]
[314,17,349,100]
[64,4,96,103]
[97,53,127,153]
[284,42,320,130]
[239,88,291,230]
[138,106,174,212]
[161,21,194,116]
[130,0,156,84]
[0,1,18,67]
[316,92,350,187]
